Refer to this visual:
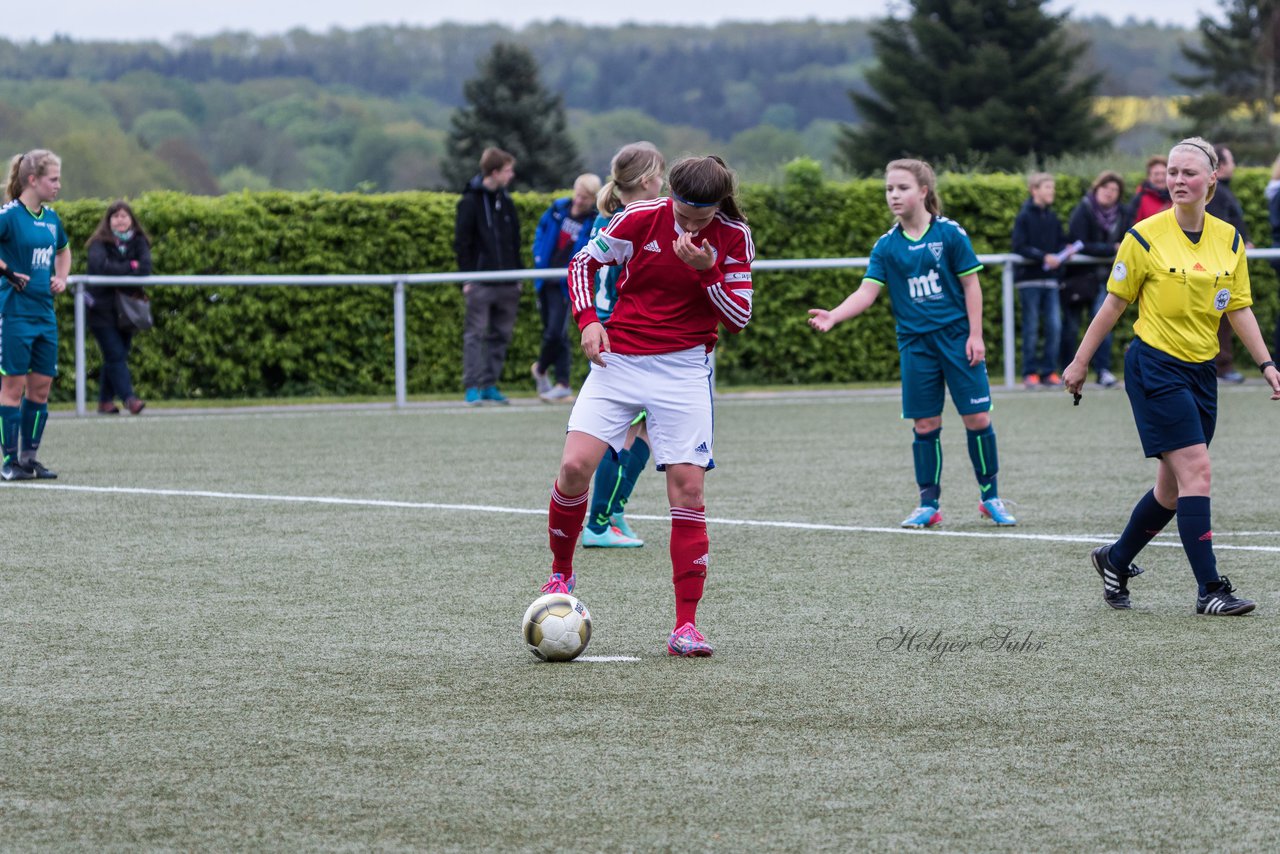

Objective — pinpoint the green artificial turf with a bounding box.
[4,385,1279,849]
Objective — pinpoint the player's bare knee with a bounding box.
[913,416,942,434]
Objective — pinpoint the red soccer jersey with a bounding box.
[567,197,754,355]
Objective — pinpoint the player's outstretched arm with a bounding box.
[808,280,880,332]
[1064,293,1129,398]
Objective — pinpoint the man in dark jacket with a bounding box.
[1012,172,1068,388]
[455,147,522,405]
[1206,144,1251,383]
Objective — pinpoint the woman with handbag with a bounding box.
[1059,170,1124,387]
[86,200,151,415]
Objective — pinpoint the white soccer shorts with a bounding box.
[566,345,715,469]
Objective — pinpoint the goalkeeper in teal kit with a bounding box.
[0,149,71,481]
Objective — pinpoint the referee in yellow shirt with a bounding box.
[1064,137,1280,616]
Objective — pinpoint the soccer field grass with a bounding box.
[4,385,1280,849]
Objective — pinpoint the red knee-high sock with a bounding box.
[670,506,708,629]
[548,482,589,575]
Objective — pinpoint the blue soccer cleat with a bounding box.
[901,505,942,529]
[979,497,1017,526]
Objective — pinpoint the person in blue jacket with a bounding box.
[531,173,600,402]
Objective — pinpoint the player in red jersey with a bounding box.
[538,155,754,657]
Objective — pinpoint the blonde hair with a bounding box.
[573,173,601,198]
[1027,171,1054,191]
[885,159,942,216]
[6,149,61,203]
[597,142,665,215]
[1170,136,1219,203]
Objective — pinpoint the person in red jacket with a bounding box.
[538,155,754,658]
[1112,155,1171,242]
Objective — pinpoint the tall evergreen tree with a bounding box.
[443,42,581,191]
[1177,0,1280,161]
[836,0,1109,174]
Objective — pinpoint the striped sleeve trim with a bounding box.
[707,283,751,328]
[1232,229,1241,253]
[862,277,887,287]
[1127,228,1151,252]
[958,264,984,276]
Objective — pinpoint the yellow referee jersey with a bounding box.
[1106,208,1251,363]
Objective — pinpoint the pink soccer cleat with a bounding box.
[540,572,576,594]
[667,622,714,657]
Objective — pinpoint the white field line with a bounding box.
[16,483,1280,554]
[574,656,641,663]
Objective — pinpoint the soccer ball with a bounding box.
[522,592,592,662]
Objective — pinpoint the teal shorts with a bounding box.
[899,321,991,419]
[0,312,59,377]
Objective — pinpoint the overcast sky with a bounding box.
[6,0,1218,42]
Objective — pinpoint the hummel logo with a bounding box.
[1192,263,1206,271]
[1199,531,1213,541]
[643,240,661,253]
[694,442,709,454]
[550,528,569,538]
[693,554,709,566]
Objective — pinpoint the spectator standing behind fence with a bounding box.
[1206,144,1252,384]
[1012,172,1067,389]
[1060,171,1123,388]
[86,201,151,415]
[455,147,521,406]
[1112,155,1171,241]
[1269,153,1280,359]
[531,173,600,403]
[0,149,69,482]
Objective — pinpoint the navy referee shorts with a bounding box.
[1124,337,1217,458]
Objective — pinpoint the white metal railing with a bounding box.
[68,247,1280,416]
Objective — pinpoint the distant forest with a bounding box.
[0,17,1200,198]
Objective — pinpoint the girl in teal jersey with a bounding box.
[0,149,70,481]
[580,142,665,548]
[808,159,1016,529]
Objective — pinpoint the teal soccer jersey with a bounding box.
[0,200,68,320]
[863,216,983,340]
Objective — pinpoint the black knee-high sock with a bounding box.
[1110,489,1177,570]
[1176,496,1219,596]
[966,425,999,499]
[912,428,942,507]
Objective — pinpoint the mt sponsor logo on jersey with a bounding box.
[907,268,943,299]
[31,246,53,269]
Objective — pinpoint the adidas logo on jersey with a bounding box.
[549,527,569,538]
[693,554,709,566]
[643,240,661,253]
[694,442,709,454]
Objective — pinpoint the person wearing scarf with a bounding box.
[1060,171,1125,387]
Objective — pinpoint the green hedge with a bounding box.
[52,171,1279,401]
